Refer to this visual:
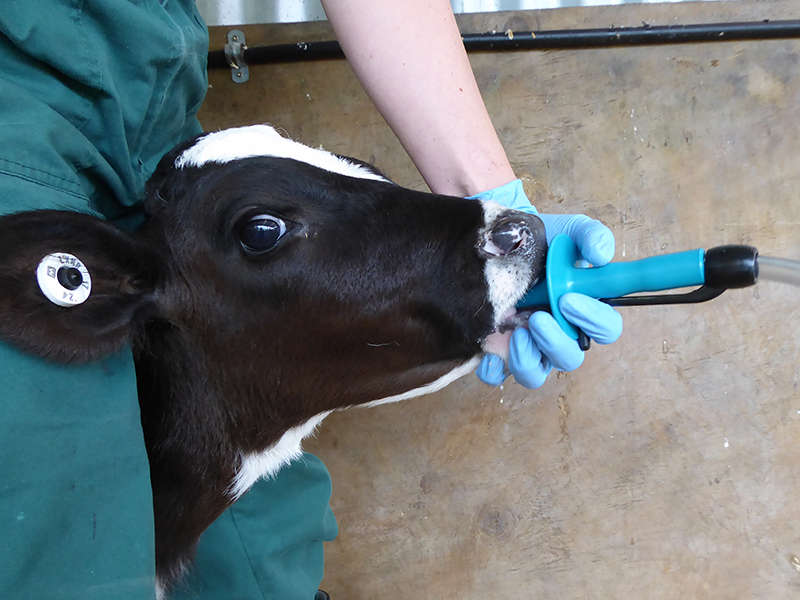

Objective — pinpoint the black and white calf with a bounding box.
[0,125,546,595]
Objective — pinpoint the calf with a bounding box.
[0,125,546,594]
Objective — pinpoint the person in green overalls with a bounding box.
[0,1,621,599]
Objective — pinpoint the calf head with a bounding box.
[0,125,546,589]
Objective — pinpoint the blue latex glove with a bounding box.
[471,180,623,389]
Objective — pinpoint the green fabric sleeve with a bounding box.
[0,314,156,600]
[0,167,157,599]
[172,455,338,600]
[0,2,337,598]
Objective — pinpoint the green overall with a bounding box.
[0,2,337,599]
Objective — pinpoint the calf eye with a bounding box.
[238,214,289,253]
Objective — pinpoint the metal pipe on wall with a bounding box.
[207,20,800,69]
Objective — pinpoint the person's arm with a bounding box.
[320,0,515,196]
[321,0,623,389]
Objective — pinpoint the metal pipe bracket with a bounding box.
[224,29,249,83]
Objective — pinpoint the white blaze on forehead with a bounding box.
[175,124,388,182]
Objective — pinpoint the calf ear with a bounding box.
[0,210,161,364]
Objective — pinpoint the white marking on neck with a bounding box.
[175,124,388,182]
[229,411,332,501]
[360,357,481,409]
[228,359,479,499]
[156,564,188,600]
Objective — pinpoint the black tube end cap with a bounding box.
[705,245,759,289]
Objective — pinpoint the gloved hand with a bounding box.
[471,179,623,389]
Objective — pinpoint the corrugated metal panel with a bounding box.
[195,0,733,26]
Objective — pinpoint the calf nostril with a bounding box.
[491,225,527,255]
[482,218,530,257]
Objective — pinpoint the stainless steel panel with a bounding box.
[195,0,735,27]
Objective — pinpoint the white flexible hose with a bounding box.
[758,256,800,287]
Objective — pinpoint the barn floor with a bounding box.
[199,1,800,598]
